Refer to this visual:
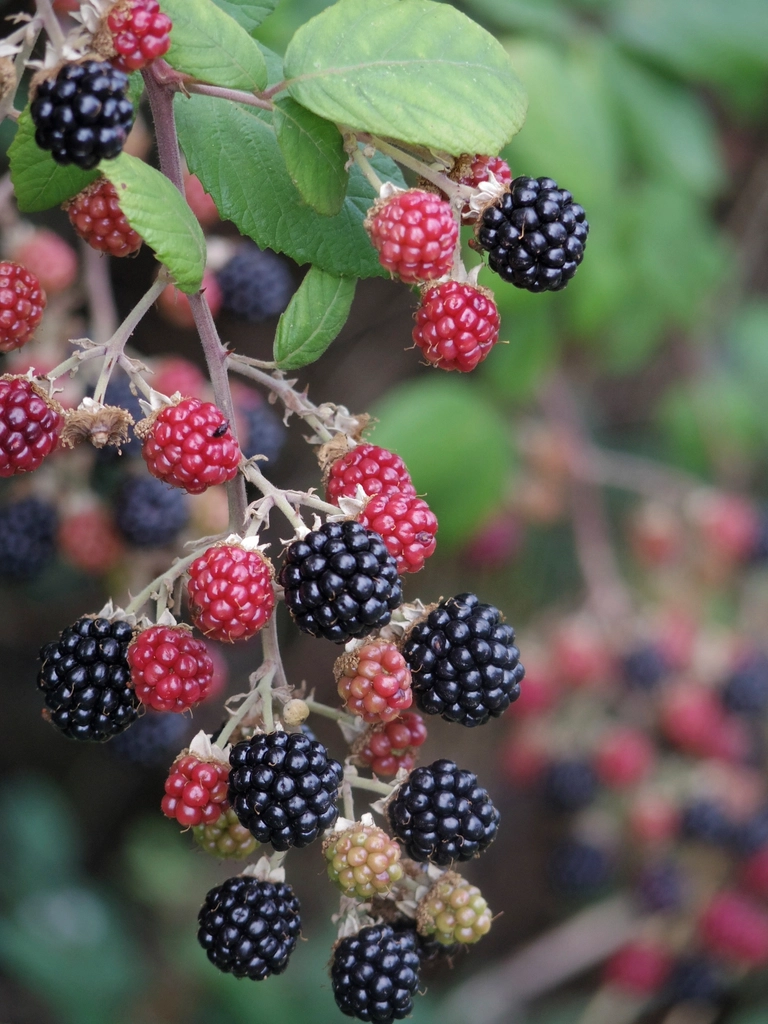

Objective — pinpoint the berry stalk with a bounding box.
[228,355,335,443]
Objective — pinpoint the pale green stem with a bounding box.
[0,22,40,125]
[124,548,201,615]
[92,273,168,404]
[216,665,276,747]
[351,147,384,192]
[369,136,468,200]
[342,780,355,821]
[303,698,357,728]
[261,614,288,691]
[44,346,106,387]
[242,462,308,536]
[344,771,394,797]
[35,0,66,53]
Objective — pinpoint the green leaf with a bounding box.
[458,0,574,38]
[99,154,206,293]
[175,92,405,277]
[371,378,509,547]
[283,0,527,155]
[211,0,278,34]
[160,0,267,90]
[273,99,346,216]
[8,108,98,213]
[274,267,355,369]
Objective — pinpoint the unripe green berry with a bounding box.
[417,872,491,946]
[193,804,259,859]
[323,822,404,898]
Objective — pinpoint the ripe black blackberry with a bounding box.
[635,861,683,914]
[543,758,598,812]
[197,875,301,980]
[681,800,733,846]
[37,616,138,741]
[30,61,134,170]
[549,839,611,895]
[240,402,287,465]
[278,521,403,644]
[0,497,57,581]
[228,730,343,850]
[387,758,499,865]
[731,805,768,856]
[114,475,190,547]
[331,923,421,1024]
[218,243,295,323]
[389,918,458,963]
[475,176,588,292]
[622,644,668,690]
[722,654,768,715]
[109,708,191,765]
[666,955,726,1004]
[402,593,523,726]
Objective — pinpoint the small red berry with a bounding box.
[365,189,458,283]
[501,732,550,786]
[507,662,557,717]
[595,727,654,789]
[689,492,759,564]
[141,397,242,494]
[699,891,768,966]
[628,794,680,845]
[161,752,229,827]
[157,270,222,328]
[357,712,427,776]
[0,376,63,476]
[742,848,768,899]
[0,262,46,352]
[460,155,512,192]
[358,491,437,573]
[187,542,275,642]
[107,0,172,72]
[65,180,142,257]
[413,281,500,373]
[553,618,612,688]
[461,511,522,569]
[12,230,78,295]
[326,443,416,504]
[184,171,220,227]
[59,506,124,575]
[659,683,724,758]
[153,356,208,400]
[604,941,672,995]
[128,625,214,712]
[336,641,412,724]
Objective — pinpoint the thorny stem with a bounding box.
[44,345,106,389]
[118,354,155,399]
[344,769,394,797]
[351,146,384,193]
[261,613,288,691]
[216,665,277,747]
[0,20,41,125]
[92,273,168,404]
[35,0,66,54]
[242,461,309,536]
[186,82,274,111]
[228,355,335,442]
[368,136,468,200]
[143,65,249,535]
[303,698,357,728]
[124,548,202,615]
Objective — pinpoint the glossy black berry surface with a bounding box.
[331,924,421,1023]
[197,876,300,980]
[402,593,524,726]
[387,758,499,865]
[278,521,403,643]
[0,497,57,580]
[37,616,138,741]
[475,176,588,292]
[114,475,190,547]
[31,61,134,170]
[228,731,343,850]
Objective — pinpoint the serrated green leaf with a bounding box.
[8,108,98,213]
[100,154,206,293]
[274,267,355,369]
[175,92,405,277]
[211,0,278,34]
[282,0,527,155]
[160,0,267,90]
[273,98,346,216]
[371,378,509,547]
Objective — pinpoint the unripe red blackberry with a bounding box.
[388,759,500,865]
[187,542,275,643]
[106,0,172,72]
[37,616,138,741]
[326,443,416,504]
[278,521,403,644]
[65,179,142,257]
[417,872,491,946]
[459,155,512,192]
[475,176,588,292]
[324,822,404,898]
[335,640,413,724]
[594,727,654,788]
[0,262,46,351]
[603,941,673,995]
[357,713,428,777]
[402,593,524,726]
[228,730,343,850]
[59,505,124,575]
[140,397,241,494]
[331,923,421,1024]
[365,189,458,283]
[413,281,500,373]
[193,804,259,859]
[161,751,229,828]
[128,625,214,712]
[699,891,768,966]
[183,172,220,228]
[157,271,222,327]
[11,231,78,295]
[198,875,301,979]
[358,492,438,574]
